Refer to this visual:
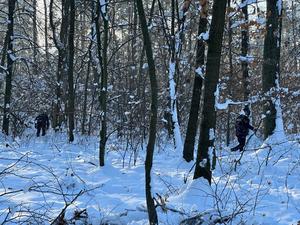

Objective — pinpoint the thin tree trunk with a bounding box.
[273,0,284,137]
[67,0,76,142]
[2,0,16,135]
[81,44,92,135]
[241,0,250,101]
[137,0,156,142]
[291,1,298,72]
[226,0,234,146]
[32,0,38,75]
[136,0,158,224]
[168,0,193,152]
[183,0,208,162]
[98,0,109,167]
[43,0,49,64]
[49,0,69,131]
[0,28,10,91]
[193,0,227,184]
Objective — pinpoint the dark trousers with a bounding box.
[36,125,46,137]
[231,136,246,152]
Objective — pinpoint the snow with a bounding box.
[8,51,17,62]
[100,0,108,21]
[214,84,243,110]
[197,31,209,41]
[0,130,300,224]
[257,17,266,25]
[142,63,148,69]
[270,78,286,143]
[195,66,205,79]
[238,0,257,9]
[277,0,283,15]
[238,55,255,63]
[231,20,245,29]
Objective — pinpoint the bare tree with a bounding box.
[2,0,17,135]
[32,0,38,75]
[49,0,70,131]
[241,0,250,101]
[183,0,208,162]
[43,0,49,64]
[262,0,283,138]
[193,0,227,184]
[136,0,158,223]
[98,0,109,166]
[67,0,76,142]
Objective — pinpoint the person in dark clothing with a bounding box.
[35,113,50,137]
[231,106,255,152]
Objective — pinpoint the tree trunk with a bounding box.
[81,44,92,135]
[241,0,250,101]
[167,0,183,151]
[0,28,10,91]
[137,0,156,143]
[136,0,158,224]
[2,0,16,135]
[183,0,208,162]
[43,0,49,64]
[193,0,227,184]
[98,0,109,167]
[291,1,298,73]
[49,0,70,131]
[262,0,281,139]
[67,0,76,142]
[32,0,38,75]
[226,0,233,146]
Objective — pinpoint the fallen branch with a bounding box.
[51,190,84,225]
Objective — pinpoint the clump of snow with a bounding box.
[142,63,148,69]
[195,66,205,79]
[238,0,257,8]
[238,55,255,63]
[197,31,209,41]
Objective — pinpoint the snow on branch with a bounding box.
[238,0,257,9]
[100,0,108,21]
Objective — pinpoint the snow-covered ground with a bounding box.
[0,131,299,224]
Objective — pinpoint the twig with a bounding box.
[183,162,196,183]
[50,190,84,225]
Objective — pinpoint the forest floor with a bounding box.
[0,130,300,224]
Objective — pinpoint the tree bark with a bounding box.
[67,0,76,142]
[193,0,227,184]
[291,1,298,73]
[81,44,92,135]
[49,0,70,131]
[241,0,250,101]
[226,0,233,147]
[43,0,49,64]
[262,0,281,139]
[136,0,158,224]
[183,0,208,162]
[167,0,183,151]
[32,0,38,75]
[0,28,10,91]
[2,0,16,135]
[98,0,109,167]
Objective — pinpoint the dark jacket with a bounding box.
[35,114,49,129]
[235,114,254,137]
